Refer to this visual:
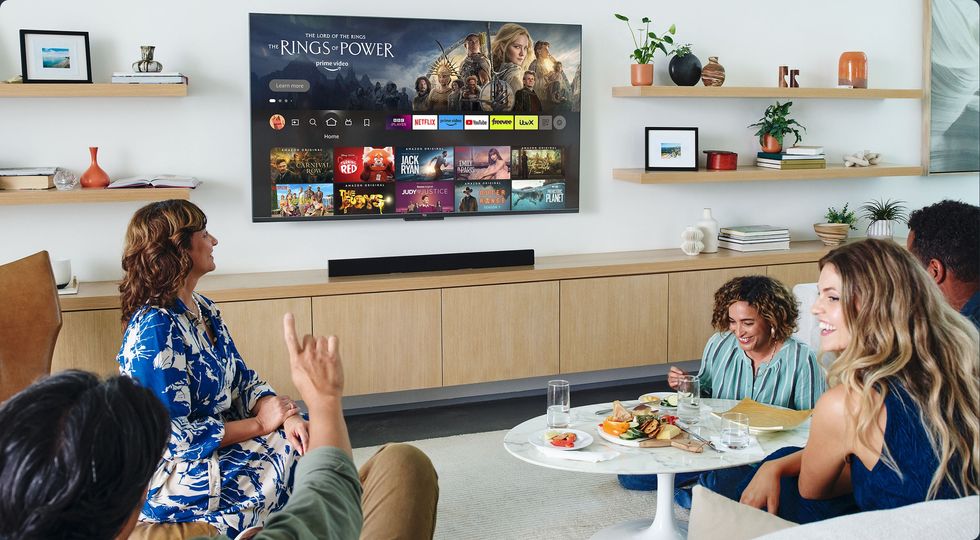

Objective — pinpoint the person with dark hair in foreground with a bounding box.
[0,314,439,540]
[906,199,980,328]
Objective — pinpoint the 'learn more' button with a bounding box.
[489,115,514,130]
[514,115,538,130]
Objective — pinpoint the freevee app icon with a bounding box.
[438,115,464,130]
[464,115,489,130]
[386,115,412,131]
[489,115,514,130]
[412,115,438,130]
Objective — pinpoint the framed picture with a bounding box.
[645,127,699,171]
[922,0,979,174]
[19,30,92,83]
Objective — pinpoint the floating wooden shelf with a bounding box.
[611,86,922,99]
[0,83,187,97]
[0,187,192,205]
[612,163,923,184]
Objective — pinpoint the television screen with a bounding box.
[249,13,581,221]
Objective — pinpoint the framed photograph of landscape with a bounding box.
[19,30,92,83]
[645,127,699,171]
[922,0,979,174]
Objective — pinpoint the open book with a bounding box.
[107,175,200,189]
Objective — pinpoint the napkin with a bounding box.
[535,446,619,462]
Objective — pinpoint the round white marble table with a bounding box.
[503,399,810,540]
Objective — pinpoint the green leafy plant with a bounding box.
[747,101,806,146]
[614,14,676,64]
[859,198,908,223]
[824,203,858,230]
[670,43,693,58]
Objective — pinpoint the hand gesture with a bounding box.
[283,414,309,455]
[739,461,782,514]
[253,395,299,435]
[667,366,687,390]
[282,313,344,407]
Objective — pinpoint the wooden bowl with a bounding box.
[813,223,850,246]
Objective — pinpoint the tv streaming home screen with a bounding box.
[249,13,581,221]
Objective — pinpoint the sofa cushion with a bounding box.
[129,522,218,540]
[688,484,796,540]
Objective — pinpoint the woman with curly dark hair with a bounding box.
[117,199,307,537]
[667,274,825,410]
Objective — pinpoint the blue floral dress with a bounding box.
[117,292,300,537]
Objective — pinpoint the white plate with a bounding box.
[595,425,676,448]
[639,391,677,409]
[529,428,593,451]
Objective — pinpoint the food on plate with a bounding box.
[639,394,658,403]
[656,424,682,440]
[601,400,684,442]
[630,403,657,416]
[610,400,632,422]
[602,418,631,437]
[639,393,679,407]
[662,394,679,407]
[547,431,578,448]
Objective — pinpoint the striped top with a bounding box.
[697,332,826,410]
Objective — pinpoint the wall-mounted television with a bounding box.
[249,13,581,221]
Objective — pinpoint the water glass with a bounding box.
[546,379,570,428]
[721,412,750,450]
[676,374,701,424]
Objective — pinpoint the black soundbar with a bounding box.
[328,249,534,277]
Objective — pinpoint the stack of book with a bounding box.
[756,146,825,170]
[111,72,188,84]
[0,167,57,190]
[718,225,791,252]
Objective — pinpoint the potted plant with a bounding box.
[814,203,857,246]
[667,43,702,86]
[860,198,908,239]
[747,101,806,153]
[614,14,676,86]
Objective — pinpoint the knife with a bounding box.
[675,420,722,453]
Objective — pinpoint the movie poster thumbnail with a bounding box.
[395,181,455,213]
[454,181,510,213]
[510,146,564,179]
[335,182,392,215]
[334,146,395,182]
[274,183,334,217]
[270,147,333,184]
[395,147,455,181]
[454,146,511,180]
[511,180,565,212]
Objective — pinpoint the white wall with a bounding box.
[1,0,977,281]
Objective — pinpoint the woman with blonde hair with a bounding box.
[722,239,979,522]
[491,22,532,93]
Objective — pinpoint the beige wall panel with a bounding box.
[313,290,441,396]
[51,309,123,376]
[667,266,767,362]
[767,262,820,290]
[560,274,669,373]
[219,297,312,399]
[443,282,559,386]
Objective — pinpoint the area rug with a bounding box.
[353,430,690,540]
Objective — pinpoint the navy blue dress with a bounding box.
[711,382,968,523]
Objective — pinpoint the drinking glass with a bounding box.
[546,379,570,428]
[720,412,750,450]
[676,375,701,424]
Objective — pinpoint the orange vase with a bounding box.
[838,51,868,89]
[80,146,110,188]
[761,134,782,153]
[631,64,653,86]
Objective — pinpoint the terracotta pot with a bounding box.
[761,134,782,153]
[80,147,110,188]
[813,223,850,246]
[631,64,653,86]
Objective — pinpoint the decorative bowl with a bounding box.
[813,223,850,246]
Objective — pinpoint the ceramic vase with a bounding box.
[813,223,850,246]
[133,45,163,73]
[866,220,894,239]
[631,64,653,86]
[80,147,110,188]
[668,54,702,86]
[681,227,705,256]
[697,208,720,253]
[701,56,725,87]
[838,51,868,88]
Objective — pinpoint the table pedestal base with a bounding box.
[590,473,686,540]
